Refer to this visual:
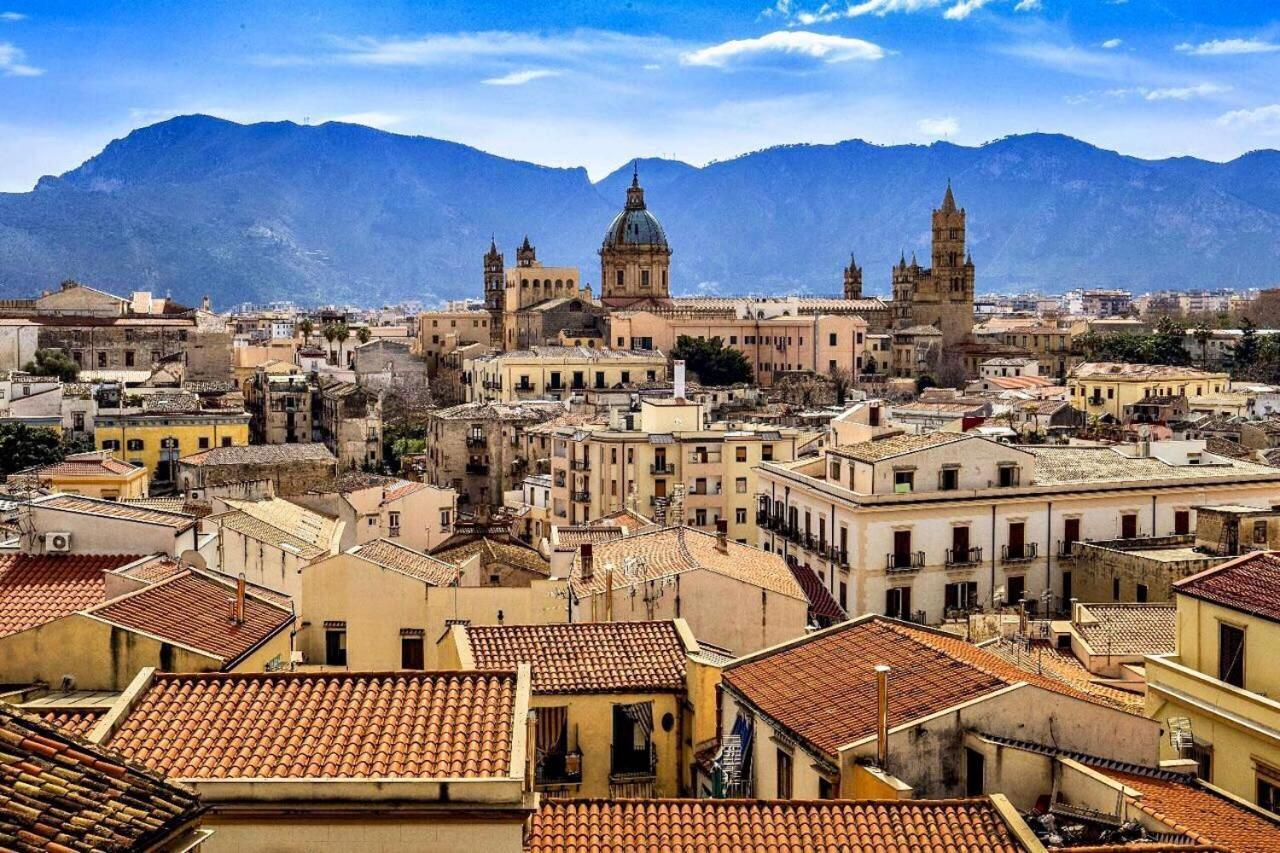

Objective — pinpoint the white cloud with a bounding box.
[1217,104,1280,129]
[917,116,959,136]
[0,41,40,76]
[782,0,1030,23]
[845,0,944,15]
[1101,38,1122,49]
[327,111,406,128]
[943,0,996,21]
[1143,82,1229,101]
[681,30,887,68]
[0,11,25,21]
[481,68,560,86]
[1176,38,1280,56]
[1013,0,1043,10]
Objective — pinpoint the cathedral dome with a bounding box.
[601,172,670,251]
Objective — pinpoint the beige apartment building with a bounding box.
[547,397,819,537]
[605,309,867,386]
[757,433,1280,623]
[1069,362,1229,421]
[414,307,492,374]
[463,346,667,404]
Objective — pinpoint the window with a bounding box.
[885,586,911,620]
[829,333,838,346]
[1113,577,1121,600]
[126,438,144,451]
[101,439,120,451]
[640,269,650,288]
[729,336,738,345]
[736,446,747,463]
[1006,574,1025,606]
[997,464,1020,487]
[611,702,653,775]
[965,747,985,798]
[222,436,233,447]
[838,581,848,610]
[818,777,834,799]
[325,629,347,666]
[1136,583,1148,603]
[97,352,107,367]
[776,748,793,798]
[1219,622,1245,688]
[400,634,424,669]
[124,351,135,367]
[894,470,914,492]
[694,508,707,526]
[1254,519,1269,545]
[621,370,630,384]
[549,371,562,390]
[736,477,747,493]
[1257,766,1280,815]
[1174,510,1190,536]
[762,444,774,461]
[945,581,979,613]
[198,436,210,449]
[616,270,624,286]
[1121,513,1138,539]
[939,466,959,491]
[736,508,746,524]
[388,511,401,537]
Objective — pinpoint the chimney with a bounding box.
[235,573,246,624]
[580,543,594,581]
[525,709,538,791]
[715,518,728,552]
[674,360,686,401]
[875,664,891,769]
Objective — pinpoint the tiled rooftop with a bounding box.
[589,507,657,531]
[1075,603,1177,656]
[180,442,336,466]
[85,571,294,664]
[982,639,1144,713]
[786,564,847,624]
[551,525,627,548]
[212,497,339,559]
[33,493,197,528]
[1175,551,1280,622]
[433,537,550,577]
[38,708,104,738]
[526,798,1024,852]
[1026,446,1278,486]
[464,621,688,693]
[106,670,518,780]
[831,431,972,463]
[1092,765,1280,852]
[0,553,140,637]
[570,526,805,601]
[18,452,140,478]
[724,617,1126,758]
[0,704,205,852]
[350,539,459,586]
[1071,362,1225,380]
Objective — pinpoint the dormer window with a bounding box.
[939,466,959,491]
[894,470,914,493]
[997,463,1020,488]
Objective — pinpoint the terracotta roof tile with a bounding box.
[570,526,805,601]
[110,556,186,584]
[831,431,973,463]
[350,539,459,586]
[0,553,140,637]
[982,639,1144,713]
[38,708,103,738]
[724,617,1127,759]
[17,452,140,479]
[0,704,204,852]
[1174,551,1280,622]
[1092,766,1280,853]
[787,563,847,624]
[180,442,335,466]
[1075,603,1177,656]
[526,798,1024,852]
[465,621,687,693]
[85,571,294,664]
[106,670,517,780]
[33,493,197,528]
[433,537,550,577]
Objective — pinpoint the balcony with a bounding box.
[1001,542,1038,563]
[536,750,583,790]
[946,546,983,567]
[886,551,925,572]
[688,484,723,496]
[572,490,592,503]
[466,435,486,448]
[570,458,591,471]
[609,743,657,798]
[756,510,770,525]
[466,462,490,476]
[687,452,723,465]
[650,462,675,474]
[1057,540,1080,559]
[1087,396,1104,406]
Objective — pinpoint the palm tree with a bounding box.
[298,318,314,345]
[335,322,350,366]
[322,323,339,364]
[356,326,372,346]
[1193,323,1212,369]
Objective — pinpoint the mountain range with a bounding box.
[2,114,1280,308]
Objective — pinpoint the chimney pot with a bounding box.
[581,542,594,581]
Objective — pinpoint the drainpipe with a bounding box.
[1046,500,1053,609]
[990,504,997,607]
[875,665,891,770]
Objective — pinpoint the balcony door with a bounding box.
[893,530,912,569]
[1008,522,1025,559]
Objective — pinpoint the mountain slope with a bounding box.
[0,116,1278,306]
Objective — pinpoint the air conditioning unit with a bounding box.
[45,532,72,552]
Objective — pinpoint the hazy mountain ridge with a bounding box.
[1,115,1278,307]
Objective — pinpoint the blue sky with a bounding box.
[1,0,1279,191]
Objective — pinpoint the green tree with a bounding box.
[1230,318,1261,375]
[356,326,372,345]
[322,323,339,364]
[0,423,86,477]
[1145,317,1191,366]
[1192,323,1212,368]
[298,318,314,344]
[335,322,351,366]
[828,366,852,406]
[670,336,753,386]
[23,348,79,382]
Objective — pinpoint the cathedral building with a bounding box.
[599,167,673,309]
[887,183,976,348]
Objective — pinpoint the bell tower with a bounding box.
[483,237,504,348]
[932,182,970,301]
[843,253,862,300]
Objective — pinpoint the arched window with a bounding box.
[616,270,624,286]
[567,279,575,287]
[521,279,529,288]
[555,279,563,288]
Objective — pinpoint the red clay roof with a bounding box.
[1094,766,1280,853]
[464,621,688,693]
[723,617,1122,759]
[24,454,140,478]
[0,553,140,637]
[0,704,204,852]
[39,708,104,739]
[1174,551,1280,622]
[787,563,847,624]
[526,798,1025,852]
[107,670,517,780]
[85,571,293,664]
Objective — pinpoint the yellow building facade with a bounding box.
[1068,362,1229,421]
[1145,552,1280,814]
[96,410,250,487]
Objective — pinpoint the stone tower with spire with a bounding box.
[516,235,537,268]
[600,164,672,308]
[483,237,505,348]
[888,182,975,348]
[843,253,863,300]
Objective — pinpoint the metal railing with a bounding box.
[946,546,983,566]
[570,458,590,471]
[571,490,591,503]
[465,463,489,475]
[1001,542,1038,563]
[650,462,675,474]
[886,551,925,571]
